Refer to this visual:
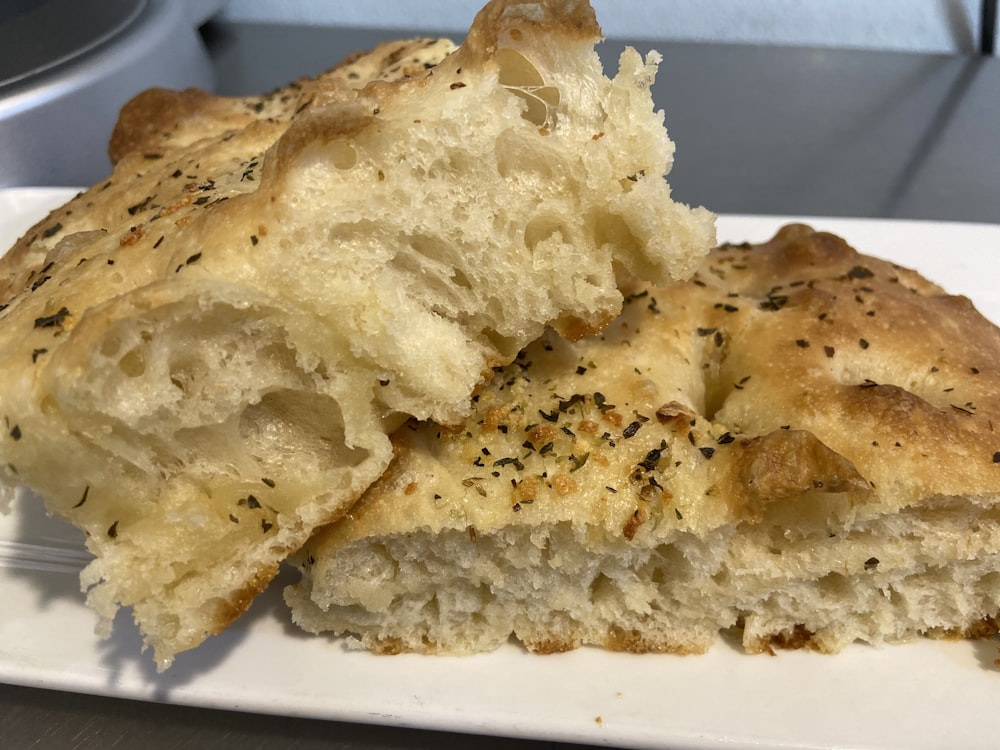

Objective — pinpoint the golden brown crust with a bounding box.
[601,626,709,655]
[108,87,232,164]
[106,37,460,166]
[209,562,281,637]
[462,0,602,61]
[740,624,826,656]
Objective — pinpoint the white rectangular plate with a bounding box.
[3,188,1000,749]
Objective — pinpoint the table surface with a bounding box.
[2,17,999,750]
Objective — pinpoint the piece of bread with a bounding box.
[287,224,1000,656]
[0,0,714,668]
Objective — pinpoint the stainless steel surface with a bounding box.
[1,17,999,750]
[0,0,215,187]
[0,0,144,86]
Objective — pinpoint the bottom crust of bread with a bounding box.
[286,502,1000,656]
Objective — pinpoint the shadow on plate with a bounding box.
[94,563,307,698]
[3,487,313,694]
[3,487,91,606]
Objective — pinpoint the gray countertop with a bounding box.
[2,18,999,750]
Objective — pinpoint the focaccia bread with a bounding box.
[288,224,1000,656]
[0,0,714,668]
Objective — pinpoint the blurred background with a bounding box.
[220,0,994,54]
